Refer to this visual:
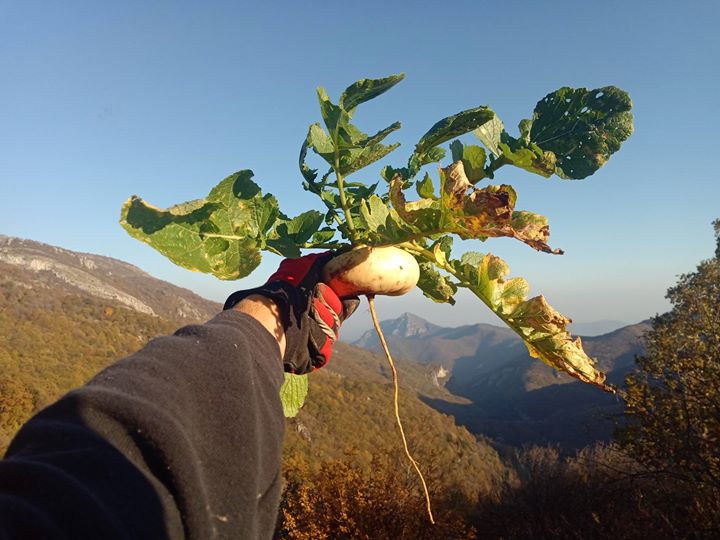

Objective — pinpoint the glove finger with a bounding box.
[341,297,360,321]
[312,284,342,339]
[308,325,332,371]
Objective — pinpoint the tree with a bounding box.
[618,219,720,521]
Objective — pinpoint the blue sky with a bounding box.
[1,0,719,338]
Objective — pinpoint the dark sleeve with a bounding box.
[0,310,286,540]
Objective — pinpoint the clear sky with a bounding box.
[1,0,719,338]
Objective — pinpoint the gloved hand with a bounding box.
[224,253,359,374]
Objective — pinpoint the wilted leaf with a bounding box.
[280,373,309,417]
[528,86,633,179]
[442,162,562,253]
[451,252,611,391]
[120,170,278,280]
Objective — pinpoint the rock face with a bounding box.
[0,235,220,325]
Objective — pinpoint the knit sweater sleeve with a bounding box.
[0,310,285,540]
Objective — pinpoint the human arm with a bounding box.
[0,310,285,540]
[0,254,356,540]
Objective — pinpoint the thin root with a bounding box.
[366,294,435,525]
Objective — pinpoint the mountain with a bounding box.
[354,312,522,372]
[0,235,220,325]
[354,313,650,450]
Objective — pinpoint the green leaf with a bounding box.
[280,373,309,417]
[317,86,348,134]
[496,140,557,178]
[450,252,611,391]
[274,210,324,246]
[339,142,400,176]
[528,86,634,179]
[360,121,401,148]
[430,236,454,265]
[308,123,335,166]
[359,195,414,244]
[415,106,495,156]
[299,134,318,184]
[359,195,390,233]
[416,260,457,304]
[408,146,446,177]
[449,141,487,183]
[311,228,336,244]
[416,172,437,199]
[120,170,275,280]
[346,181,379,200]
[474,116,505,157]
[265,236,301,258]
[340,74,405,114]
[381,165,411,182]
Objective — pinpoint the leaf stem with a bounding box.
[300,241,346,250]
[334,167,358,244]
[485,155,509,178]
[367,294,435,525]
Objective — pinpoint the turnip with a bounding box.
[120,74,633,524]
[321,246,419,297]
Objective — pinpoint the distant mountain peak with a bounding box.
[353,312,442,349]
[389,312,440,337]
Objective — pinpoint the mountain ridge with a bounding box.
[353,311,650,449]
[0,235,220,325]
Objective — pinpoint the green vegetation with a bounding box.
[120,74,634,414]
[617,220,720,532]
[0,263,176,452]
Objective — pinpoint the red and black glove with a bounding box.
[224,253,359,374]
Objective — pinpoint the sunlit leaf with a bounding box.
[415,106,495,156]
[120,170,279,280]
[473,115,505,157]
[416,172,437,199]
[528,86,633,179]
[416,260,457,304]
[340,74,405,113]
[280,373,309,417]
[450,141,487,183]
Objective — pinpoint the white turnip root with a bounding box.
[321,246,419,297]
